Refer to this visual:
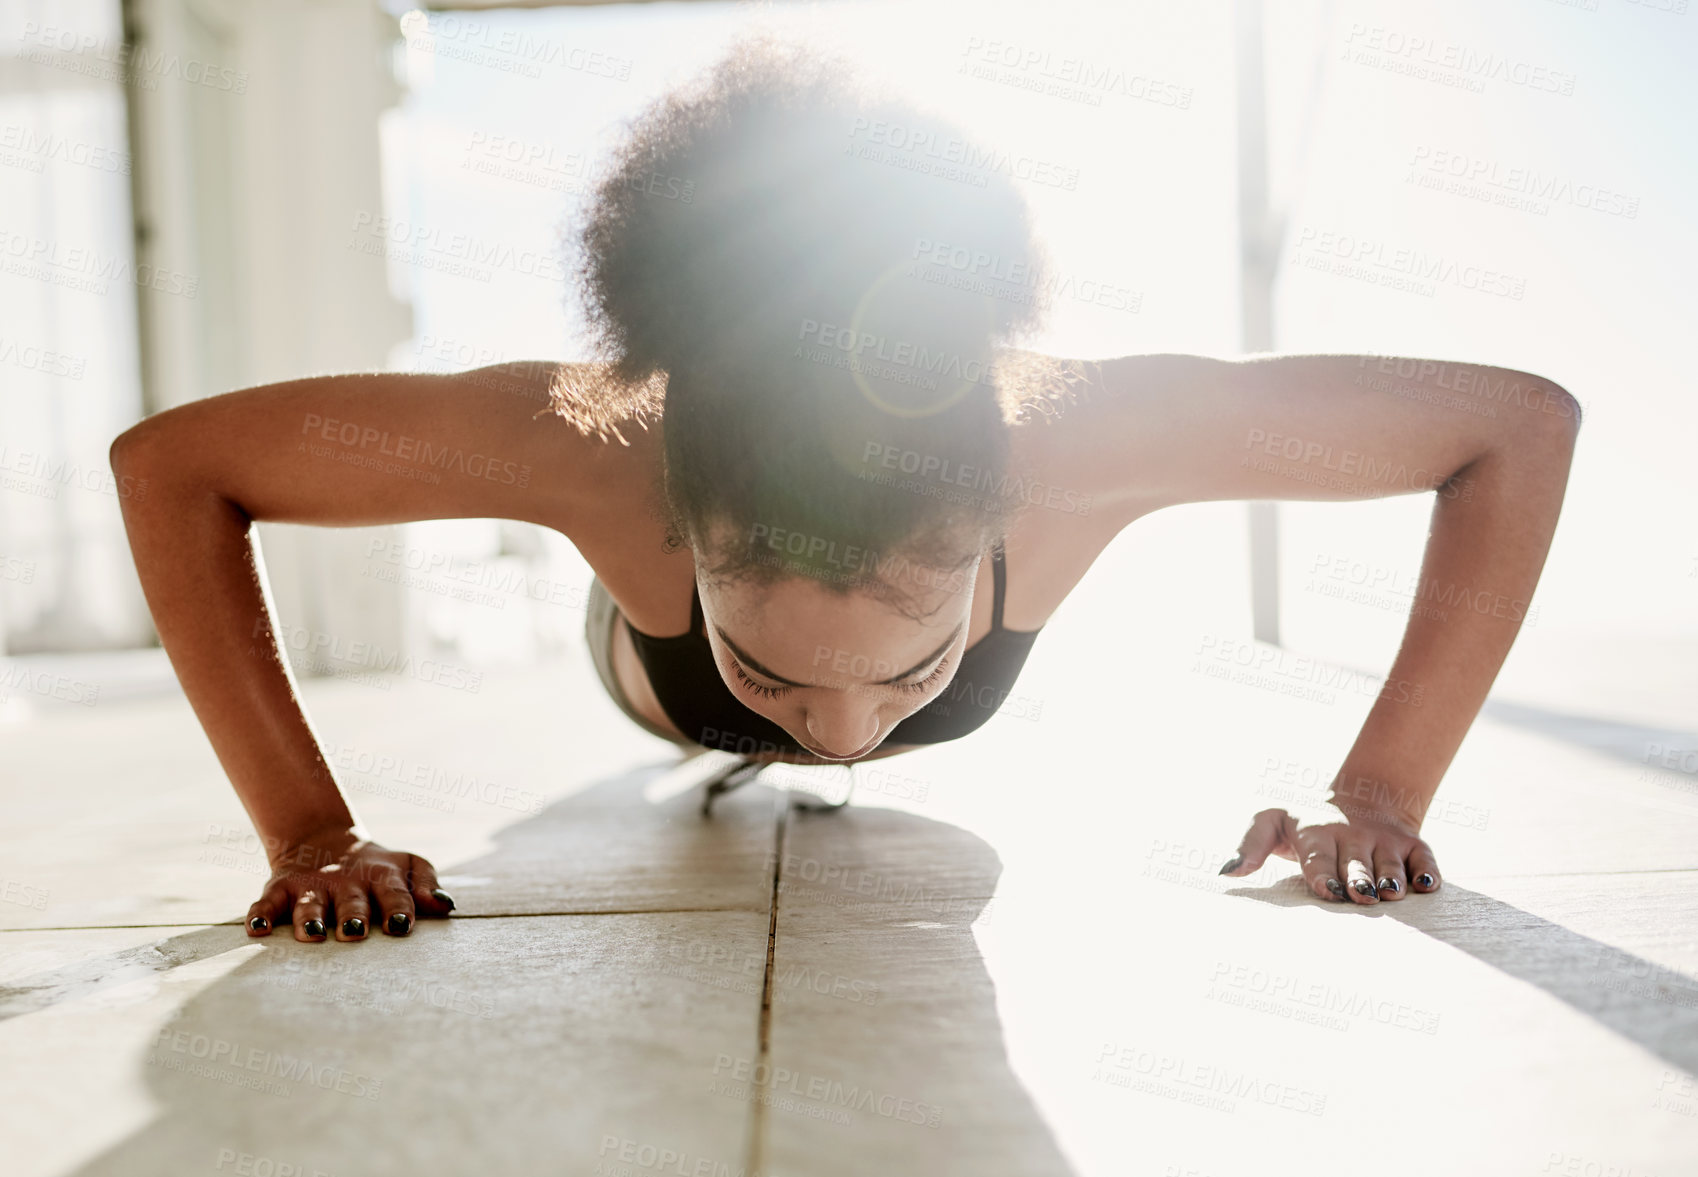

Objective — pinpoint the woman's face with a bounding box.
[698,566,979,761]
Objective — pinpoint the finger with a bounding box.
[1340,839,1379,904]
[1407,843,1442,893]
[246,878,291,936]
[1292,827,1346,902]
[332,880,371,941]
[1220,809,1292,876]
[293,887,329,942]
[1373,847,1408,901]
[408,854,455,918]
[372,869,415,936]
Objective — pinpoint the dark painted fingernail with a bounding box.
[1378,877,1401,894]
[1325,878,1345,898]
[431,888,456,911]
[303,918,327,939]
[1217,858,1242,876]
[386,912,412,936]
[1352,879,1376,897]
[248,916,270,933]
[341,917,365,938]
[1415,873,1436,888]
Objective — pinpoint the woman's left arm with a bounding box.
[1030,351,1582,904]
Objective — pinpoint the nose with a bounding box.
[802,701,880,759]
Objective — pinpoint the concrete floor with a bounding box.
[4,527,1697,1174]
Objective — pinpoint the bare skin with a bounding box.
[110,351,1579,939]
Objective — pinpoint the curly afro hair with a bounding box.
[557,34,1071,595]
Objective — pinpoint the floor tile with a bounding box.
[0,911,770,1177]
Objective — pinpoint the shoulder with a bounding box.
[524,361,692,620]
[534,361,667,448]
[999,349,1226,526]
[517,359,674,520]
[478,359,669,517]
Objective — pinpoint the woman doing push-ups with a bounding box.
[110,38,1580,944]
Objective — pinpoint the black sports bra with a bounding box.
[624,545,1043,757]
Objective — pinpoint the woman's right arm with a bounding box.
[109,361,616,941]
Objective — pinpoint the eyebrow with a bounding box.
[715,624,963,688]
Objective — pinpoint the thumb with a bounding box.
[407,854,455,917]
[1219,808,1291,877]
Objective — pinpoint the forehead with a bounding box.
[703,570,971,630]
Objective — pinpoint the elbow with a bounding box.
[1511,380,1581,483]
[1525,375,1583,438]
[109,420,150,479]
[1500,374,1582,454]
[108,423,141,479]
[1466,376,1579,480]
[1545,383,1583,435]
[109,416,169,507]
[1542,386,1583,470]
[110,410,183,476]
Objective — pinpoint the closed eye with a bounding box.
[893,656,951,694]
[731,660,790,700]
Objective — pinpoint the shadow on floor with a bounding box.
[1318,661,1696,789]
[754,801,1078,1176]
[1229,877,1698,1076]
[1479,697,1698,781]
[2,762,1072,1176]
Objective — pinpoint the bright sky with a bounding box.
[380,0,1697,647]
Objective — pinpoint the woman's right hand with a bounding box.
[245,828,456,943]
[108,365,580,948]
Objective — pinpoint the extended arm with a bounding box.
[1031,351,1581,902]
[110,361,613,937]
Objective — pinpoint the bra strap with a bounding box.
[990,542,1007,631]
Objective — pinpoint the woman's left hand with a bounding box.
[1218,806,1442,904]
